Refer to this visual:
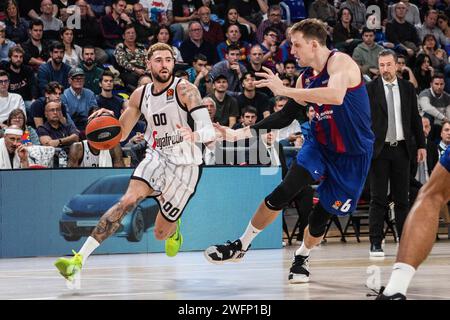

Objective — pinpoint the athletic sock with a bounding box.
[239,222,262,251]
[79,236,100,265]
[295,242,311,257]
[383,262,416,296]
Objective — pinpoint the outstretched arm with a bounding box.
[255,54,360,105]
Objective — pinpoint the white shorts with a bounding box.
[131,149,200,222]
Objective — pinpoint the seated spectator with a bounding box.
[236,72,270,122]
[172,0,203,38]
[438,121,450,157]
[210,44,247,93]
[179,21,217,66]
[1,108,40,145]
[308,0,337,27]
[206,74,239,128]
[61,67,98,132]
[245,44,273,97]
[217,24,250,63]
[186,53,212,97]
[282,60,299,85]
[263,96,302,167]
[340,0,367,30]
[0,124,29,169]
[21,20,48,70]
[138,74,152,86]
[227,0,268,28]
[174,69,189,81]
[0,70,25,126]
[68,139,124,167]
[203,96,217,123]
[31,82,71,129]
[18,1,41,21]
[259,27,283,73]
[333,7,361,55]
[198,6,224,47]
[222,7,252,43]
[4,0,29,44]
[414,53,434,93]
[416,10,449,49]
[385,2,420,58]
[0,45,38,113]
[60,27,82,69]
[141,0,184,43]
[73,0,108,65]
[387,0,420,27]
[37,41,71,96]
[79,45,104,95]
[151,25,184,63]
[256,5,287,44]
[396,54,419,89]
[39,0,64,41]
[37,101,80,161]
[132,3,156,46]
[278,26,296,65]
[0,22,16,62]
[420,0,439,23]
[419,74,450,142]
[52,0,77,19]
[100,0,132,61]
[86,0,111,18]
[202,96,218,165]
[114,24,147,90]
[418,34,448,73]
[96,70,126,119]
[352,27,384,79]
[231,106,270,165]
[437,13,450,45]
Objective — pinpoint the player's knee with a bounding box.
[308,203,333,238]
[265,185,293,211]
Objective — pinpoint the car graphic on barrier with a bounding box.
[59,174,159,242]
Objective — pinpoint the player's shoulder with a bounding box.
[176,78,197,92]
[328,51,358,70]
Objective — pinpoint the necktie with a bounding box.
[386,83,397,143]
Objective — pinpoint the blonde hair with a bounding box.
[147,42,175,60]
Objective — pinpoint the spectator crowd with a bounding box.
[0,0,448,171]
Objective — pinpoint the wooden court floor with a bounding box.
[1,239,450,300]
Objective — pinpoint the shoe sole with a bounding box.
[288,274,310,283]
[203,250,244,265]
[369,252,385,257]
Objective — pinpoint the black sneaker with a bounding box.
[368,286,407,300]
[370,243,385,257]
[204,239,250,264]
[288,254,310,283]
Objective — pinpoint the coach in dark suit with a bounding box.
[366,50,426,257]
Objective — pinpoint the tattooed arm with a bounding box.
[176,80,216,144]
[68,142,83,167]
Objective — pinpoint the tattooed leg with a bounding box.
[92,194,146,243]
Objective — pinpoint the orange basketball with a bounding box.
[85,115,122,150]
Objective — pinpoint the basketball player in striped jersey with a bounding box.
[68,140,124,167]
[54,43,216,282]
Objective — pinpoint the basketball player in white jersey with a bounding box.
[68,140,124,167]
[54,43,216,282]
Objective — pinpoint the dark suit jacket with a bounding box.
[367,77,425,159]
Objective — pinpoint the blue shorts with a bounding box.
[440,146,450,172]
[296,139,372,216]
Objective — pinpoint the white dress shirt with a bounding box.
[382,77,405,142]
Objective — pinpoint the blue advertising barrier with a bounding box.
[0,167,282,258]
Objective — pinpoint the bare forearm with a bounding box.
[279,86,345,105]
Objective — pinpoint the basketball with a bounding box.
[85,115,122,150]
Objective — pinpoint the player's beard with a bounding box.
[152,69,172,84]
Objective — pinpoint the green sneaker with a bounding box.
[54,250,83,281]
[165,220,183,257]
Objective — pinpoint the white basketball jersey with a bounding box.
[140,77,202,165]
[80,140,112,167]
